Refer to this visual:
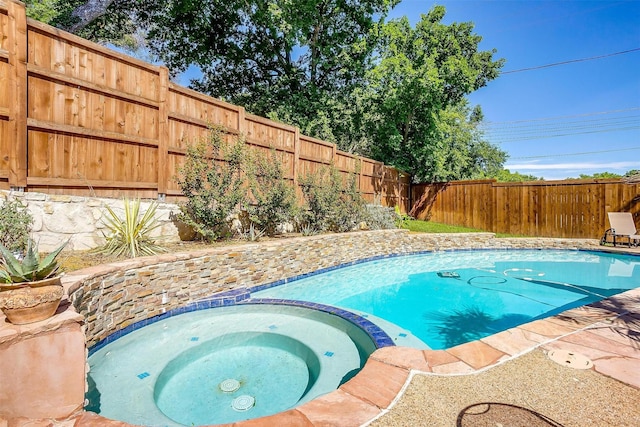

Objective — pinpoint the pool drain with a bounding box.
[219,378,241,393]
[547,350,593,369]
[232,395,255,411]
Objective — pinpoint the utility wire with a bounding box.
[484,116,640,135]
[480,107,640,126]
[501,48,640,74]
[480,108,640,143]
[510,146,640,160]
[489,125,640,143]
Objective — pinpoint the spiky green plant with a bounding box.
[95,198,167,258]
[0,239,67,284]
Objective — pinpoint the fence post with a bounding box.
[7,0,27,189]
[237,105,247,136]
[157,66,169,200]
[292,127,300,187]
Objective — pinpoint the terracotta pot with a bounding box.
[0,276,64,325]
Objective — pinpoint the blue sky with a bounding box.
[389,0,640,179]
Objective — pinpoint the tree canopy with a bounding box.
[31,1,507,183]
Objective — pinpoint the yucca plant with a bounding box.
[95,198,167,258]
[0,239,67,284]
[240,222,266,242]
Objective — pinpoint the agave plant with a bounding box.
[0,239,68,284]
[95,198,167,258]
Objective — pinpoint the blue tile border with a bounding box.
[239,298,395,350]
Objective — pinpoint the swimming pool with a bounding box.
[253,249,640,349]
[87,304,379,426]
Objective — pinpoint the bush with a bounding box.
[245,148,298,236]
[176,127,247,241]
[362,205,397,230]
[0,198,33,255]
[299,164,365,233]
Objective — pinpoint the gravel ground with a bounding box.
[370,349,640,427]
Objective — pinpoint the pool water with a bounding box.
[87,304,376,426]
[253,250,640,349]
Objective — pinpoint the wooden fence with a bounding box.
[411,179,640,239]
[0,0,410,210]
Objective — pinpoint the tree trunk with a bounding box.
[65,0,116,33]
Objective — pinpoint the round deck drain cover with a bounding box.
[219,379,241,393]
[547,350,593,369]
[232,395,255,411]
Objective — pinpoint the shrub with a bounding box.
[394,205,413,229]
[176,127,247,241]
[362,205,397,230]
[0,198,33,255]
[94,198,166,258]
[245,148,298,236]
[299,164,365,233]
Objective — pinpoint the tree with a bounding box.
[50,2,507,183]
[575,172,622,180]
[364,7,505,181]
[135,1,397,125]
[494,169,542,182]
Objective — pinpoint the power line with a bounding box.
[501,48,640,74]
[489,125,640,143]
[510,146,640,160]
[480,107,640,126]
[479,107,640,143]
[483,115,640,135]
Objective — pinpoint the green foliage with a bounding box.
[25,0,61,23]
[494,169,543,182]
[365,7,505,182]
[299,164,365,233]
[245,149,298,236]
[576,172,622,180]
[0,198,33,256]
[300,224,319,236]
[393,205,412,229]
[0,239,67,284]
[58,2,506,185]
[239,223,266,242]
[95,198,167,258]
[176,127,247,241]
[361,205,398,230]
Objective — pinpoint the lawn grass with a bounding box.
[403,219,485,233]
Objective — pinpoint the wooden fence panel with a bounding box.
[413,179,640,239]
[2,0,409,205]
[0,1,9,188]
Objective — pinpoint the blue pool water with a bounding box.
[253,250,640,349]
[87,304,376,426]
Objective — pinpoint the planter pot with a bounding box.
[0,276,64,325]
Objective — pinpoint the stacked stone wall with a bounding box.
[63,230,601,347]
[0,190,181,252]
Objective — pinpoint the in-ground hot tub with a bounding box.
[86,303,381,426]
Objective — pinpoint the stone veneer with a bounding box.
[63,229,601,347]
[0,190,181,252]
